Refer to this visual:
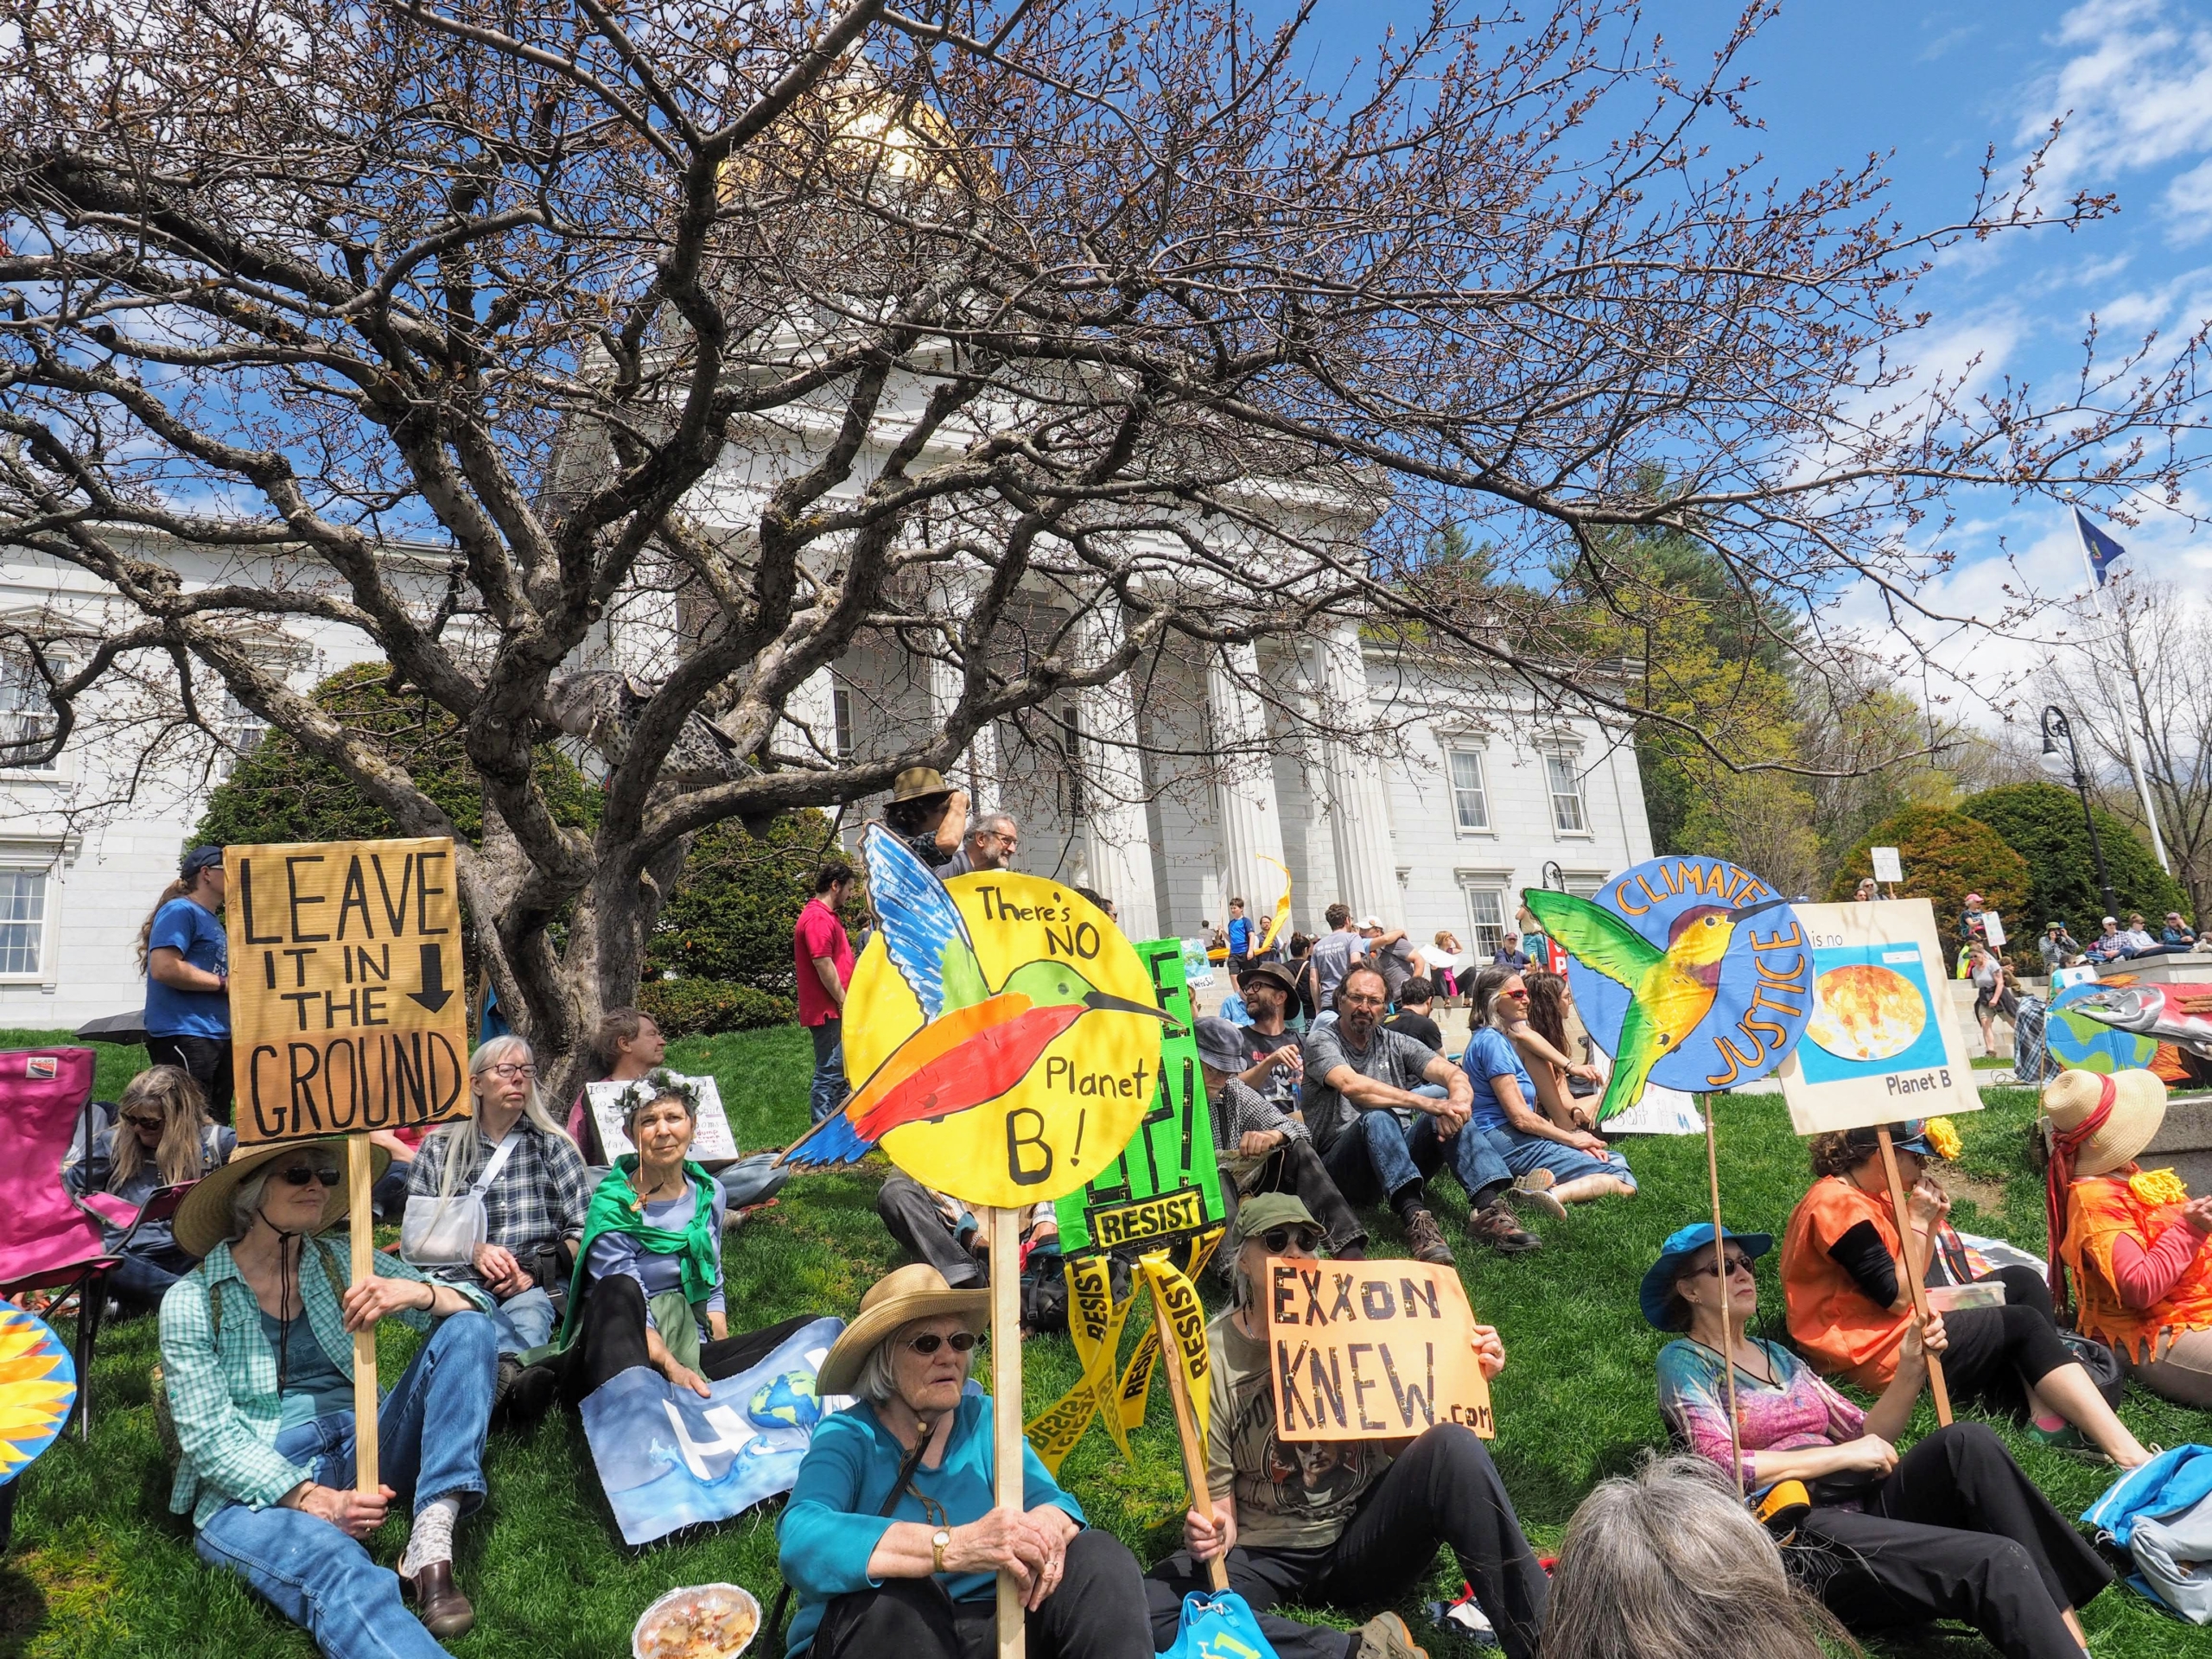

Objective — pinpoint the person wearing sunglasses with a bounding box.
[159,1136,500,1651]
[1648,1221,2113,1659]
[1143,1194,1545,1659]
[62,1064,233,1314]
[779,1264,1152,1659]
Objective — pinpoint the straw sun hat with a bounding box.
[173,1138,391,1259]
[2043,1068,2168,1179]
[817,1263,991,1396]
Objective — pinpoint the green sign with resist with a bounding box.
[1053,938,1226,1257]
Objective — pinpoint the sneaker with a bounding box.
[1354,1611,1430,1659]
[1402,1208,1456,1266]
[1509,1172,1567,1222]
[1469,1201,1542,1255]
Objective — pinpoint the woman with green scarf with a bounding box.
[510,1081,812,1417]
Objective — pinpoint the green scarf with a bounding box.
[551,1157,721,1352]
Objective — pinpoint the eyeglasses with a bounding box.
[1694,1254,1756,1277]
[1259,1226,1324,1253]
[906,1332,978,1357]
[277,1164,341,1187]
[486,1064,536,1081]
[122,1115,165,1131]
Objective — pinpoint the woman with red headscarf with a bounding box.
[2048,1068,2212,1407]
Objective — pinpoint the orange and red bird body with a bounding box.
[844,994,1089,1143]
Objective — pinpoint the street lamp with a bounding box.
[2041,705,2118,924]
[1541,861,1566,892]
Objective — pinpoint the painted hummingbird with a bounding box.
[778,824,1172,1168]
[1520,887,1791,1122]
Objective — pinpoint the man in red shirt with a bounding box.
[795,861,856,1123]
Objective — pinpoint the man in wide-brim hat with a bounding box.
[2046,1067,2212,1405]
[778,1263,1154,1659]
[880,765,970,870]
[161,1135,499,1648]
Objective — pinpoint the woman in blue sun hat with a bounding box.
[1647,1222,2113,1659]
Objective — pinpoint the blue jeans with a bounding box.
[488,1286,556,1355]
[194,1313,496,1659]
[809,1018,846,1123]
[1485,1125,1636,1191]
[1321,1108,1512,1210]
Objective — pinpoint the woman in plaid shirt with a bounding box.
[160,1137,497,1653]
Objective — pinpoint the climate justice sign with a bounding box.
[225,836,472,1145]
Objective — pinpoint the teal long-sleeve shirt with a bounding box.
[777,1391,1085,1658]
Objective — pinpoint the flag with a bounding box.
[2075,509,2128,587]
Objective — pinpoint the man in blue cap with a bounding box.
[142,844,232,1123]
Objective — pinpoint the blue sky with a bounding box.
[1295,1,2212,717]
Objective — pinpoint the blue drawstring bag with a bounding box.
[1159,1589,1281,1659]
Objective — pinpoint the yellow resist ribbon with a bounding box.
[1139,1249,1211,1446]
[1024,1255,1134,1473]
[1116,1325,1160,1435]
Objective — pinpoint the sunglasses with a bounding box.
[1259,1226,1324,1254]
[1693,1254,1757,1277]
[122,1115,166,1131]
[277,1164,341,1187]
[906,1332,979,1357]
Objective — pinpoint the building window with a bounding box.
[832,683,854,759]
[1463,886,1508,959]
[0,869,48,976]
[1545,751,1588,834]
[0,646,59,772]
[213,689,268,782]
[1446,748,1490,832]
[1563,871,1607,899]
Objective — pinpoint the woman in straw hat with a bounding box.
[2048,1067,2212,1406]
[776,1263,1150,1659]
[158,1136,499,1652]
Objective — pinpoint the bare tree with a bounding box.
[3,0,2207,1084]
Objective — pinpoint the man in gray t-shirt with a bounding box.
[1300,964,1538,1264]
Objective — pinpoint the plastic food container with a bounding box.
[632,1583,763,1659]
[1926,1281,2007,1313]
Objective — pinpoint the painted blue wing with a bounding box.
[861,823,977,1020]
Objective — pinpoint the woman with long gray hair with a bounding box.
[401,1035,593,1396]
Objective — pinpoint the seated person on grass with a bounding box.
[584,1007,788,1213]
[62,1064,232,1314]
[1143,1195,1547,1659]
[1780,1119,2147,1465]
[159,1138,498,1650]
[1651,1222,2113,1659]
[508,1081,816,1421]
[1379,976,1441,1052]
[404,1035,591,1407]
[1460,966,1633,1211]
[876,1172,1058,1293]
[1299,964,1538,1267]
[1193,1014,1365,1260]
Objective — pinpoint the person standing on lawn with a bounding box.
[1650,1223,2113,1659]
[1307,904,1364,1016]
[1142,1195,1547,1659]
[937,810,1019,880]
[880,766,970,871]
[140,844,234,1124]
[160,1137,499,1649]
[1300,964,1538,1265]
[796,861,856,1125]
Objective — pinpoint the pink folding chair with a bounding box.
[0,1047,120,1436]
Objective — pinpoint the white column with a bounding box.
[1207,645,1289,936]
[782,667,838,763]
[1073,609,1160,941]
[1316,626,1404,929]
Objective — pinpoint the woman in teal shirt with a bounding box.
[778,1264,1150,1659]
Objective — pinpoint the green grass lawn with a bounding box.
[3,1027,2206,1658]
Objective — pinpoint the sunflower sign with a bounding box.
[0,1303,76,1484]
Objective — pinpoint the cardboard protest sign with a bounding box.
[1266,1259,1493,1442]
[1776,900,1981,1132]
[580,1316,842,1546]
[225,837,471,1145]
[587,1073,739,1163]
[1054,939,1225,1257]
[1870,846,1903,884]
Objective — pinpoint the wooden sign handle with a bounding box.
[347,1134,381,1491]
[990,1209,1027,1659]
[1149,1277,1230,1592]
[1874,1127,1952,1426]
[1701,1097,1744,1499]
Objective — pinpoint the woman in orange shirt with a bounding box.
[2049,1068,2212,1406]
[1781,1120,2148,1466]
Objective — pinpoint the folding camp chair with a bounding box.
[0,1048,120,1436]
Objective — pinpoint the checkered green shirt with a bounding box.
[158,1234,491,1529]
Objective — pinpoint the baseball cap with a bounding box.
[1229,1192,1321,1248]
[1963,892,1983,905]
[1357,915,1383,930]
[2105,916,2119,925]
[180,846,225,879]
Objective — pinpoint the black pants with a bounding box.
[1795,1423,2111,1659]
[1224,1140,1369,1257]
[1936,1279,2075,1419]
[544,1273,816,1405]
[1144,1425,1548,1659]
[879,1171,983,1289]
[147,1033,232,1126]
[812,1526,1151,1659]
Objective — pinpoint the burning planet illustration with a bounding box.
[1806,963,1929,1063]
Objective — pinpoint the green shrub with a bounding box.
[645,811,859,996]
[638,977,796,1038]
[1961,781,2189,931]
[1823,804,2031,930]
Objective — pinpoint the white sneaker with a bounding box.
[1510,1171,1567,1221]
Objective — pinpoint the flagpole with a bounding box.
[2073,512,2172,877]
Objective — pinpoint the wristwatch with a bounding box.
[931,1527,952,1573]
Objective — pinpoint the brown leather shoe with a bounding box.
[1469,1200,1542,1255]
[1402,1207,1456,1266]
[403,1560,475,1639]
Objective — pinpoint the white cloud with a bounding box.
[2027,2,2212,208]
